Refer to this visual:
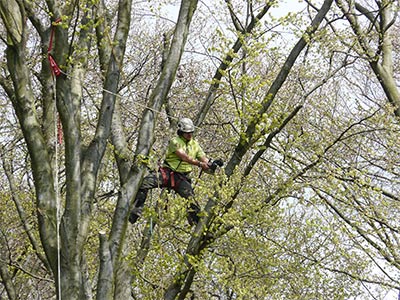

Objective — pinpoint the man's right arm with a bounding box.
[175,148,205,168]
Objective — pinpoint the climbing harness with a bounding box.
[159,166,170,187]
[159,165,191,191]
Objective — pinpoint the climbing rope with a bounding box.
[54,85,62,300]
[48,18,62,300]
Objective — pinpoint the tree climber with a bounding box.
[129,117,215,225]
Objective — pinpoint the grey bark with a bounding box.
[96,232,113,300]
[0,0,59,281]
[336,0,400,117]
[0,232,17,300]
[1,0,132,297]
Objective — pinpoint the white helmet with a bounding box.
[178,118,195,133]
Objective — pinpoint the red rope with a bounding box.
[48,55,61,77]
[48,18,62,77]
[48,18,63,144]
[57,116,63,145]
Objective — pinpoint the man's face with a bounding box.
[182,132,193,141]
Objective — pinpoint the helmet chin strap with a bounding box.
[182,134,192,142]
[178,130,193,140]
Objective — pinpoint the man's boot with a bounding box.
[187,203,200,226]
[129,190,147,224]
[129,207,143,224]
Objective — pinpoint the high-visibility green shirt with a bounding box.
[164,136,205,173]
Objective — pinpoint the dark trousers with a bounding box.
[129,168,200,225]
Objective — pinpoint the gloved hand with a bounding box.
[205,158,224,174]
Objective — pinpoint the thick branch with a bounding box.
[0,0,59,276]
[336,0,400,116]
[226,0,334,175]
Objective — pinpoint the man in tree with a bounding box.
[129,117,211,225]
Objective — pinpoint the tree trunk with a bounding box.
[102,0,199,299]
[1,0,59,280]
[335,0,400,117]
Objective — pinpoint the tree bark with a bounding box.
[1,0,59,281]
[335,0,400,117]
[0,232,17,300]
[1,0,132,297]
